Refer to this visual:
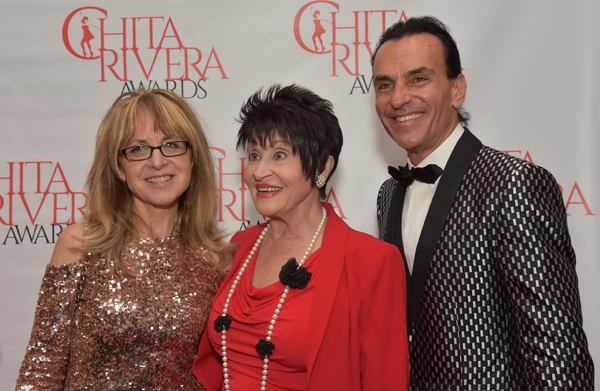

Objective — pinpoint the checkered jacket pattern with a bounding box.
[377,130,594,389]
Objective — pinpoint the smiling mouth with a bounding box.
[257,187,282,193]
[395,113,423,122]
[146,175,173,184]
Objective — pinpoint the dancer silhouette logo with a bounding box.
[293,1,408,77]
[61,6,229,82]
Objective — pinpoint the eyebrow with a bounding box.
[269,139,289,147]
[248,138,290,150]
[405,66,435,77]
[373,74,393,84]
[373,66,436,84]
[129,136,177,145]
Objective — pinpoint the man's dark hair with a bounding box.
[372,16,470,125]
[236,84,343,199]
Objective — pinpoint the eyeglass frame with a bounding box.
[120,141,191,161]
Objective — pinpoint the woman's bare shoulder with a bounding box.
[49,223,86,266]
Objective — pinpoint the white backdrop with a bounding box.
[1,1,598,388]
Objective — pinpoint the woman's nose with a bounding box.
[147,148,168,169]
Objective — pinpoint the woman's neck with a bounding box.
[267,202,324,242]
[133,204,178,238]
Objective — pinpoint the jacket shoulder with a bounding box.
[473,146,557,181]
[346,228,402,258]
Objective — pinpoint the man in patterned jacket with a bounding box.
[372,16,594,388]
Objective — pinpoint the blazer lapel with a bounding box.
[406,129,482,331]
[306,204,348,385]
[384,182,410,283]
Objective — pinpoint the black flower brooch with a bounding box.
[279,258,312,289]
[214,314,232,331]
[256,339,275,357]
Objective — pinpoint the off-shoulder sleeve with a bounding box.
[15,262,86,391]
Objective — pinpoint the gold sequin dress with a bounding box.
[16,236,222,391]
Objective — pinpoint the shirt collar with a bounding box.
[408,124,464,170]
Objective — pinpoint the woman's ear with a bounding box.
[321,155,335,178]
[116,167,126,182]
[315,156,335,189]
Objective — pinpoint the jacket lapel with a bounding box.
[306,203,348,385]
[406,129,482,331]
[384,182,410,282]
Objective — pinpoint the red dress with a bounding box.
[81,24,94,41]
[194,203,409,391]
[313,19,325,36]
[207,247,320,390]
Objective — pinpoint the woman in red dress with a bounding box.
[194,84,409,391]
[311,10,327,52]
[79,14,96,57]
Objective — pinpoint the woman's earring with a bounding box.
[315,174,326,189]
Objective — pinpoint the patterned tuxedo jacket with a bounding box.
[377,129,594,389]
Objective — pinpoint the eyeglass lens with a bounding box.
[124,141,188,160]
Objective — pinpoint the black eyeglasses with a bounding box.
[120,141,190,161]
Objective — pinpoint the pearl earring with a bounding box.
[315,174,326,189]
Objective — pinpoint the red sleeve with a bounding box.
[356,240,410,390]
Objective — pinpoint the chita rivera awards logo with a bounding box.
[61,6,229,98]
[294,1,408,94]
[0,161,87,245]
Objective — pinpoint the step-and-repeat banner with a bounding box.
[1,1,598,387]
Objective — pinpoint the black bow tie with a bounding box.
[388,164,443,187]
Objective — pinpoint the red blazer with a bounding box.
[194,203,409,390]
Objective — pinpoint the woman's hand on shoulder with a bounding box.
[49,223,86,266]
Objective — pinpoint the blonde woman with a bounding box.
[16,88,233,390]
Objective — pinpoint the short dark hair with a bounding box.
[371,16,470,125]
[236,84,343,199]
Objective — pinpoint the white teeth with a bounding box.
[395,113,422,122]
[257,187,282,192]
[147,176,172,184]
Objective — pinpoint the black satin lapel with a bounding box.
[384,182,410,287]
[406,129,483,332]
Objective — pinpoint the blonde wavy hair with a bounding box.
[82,87,233,271]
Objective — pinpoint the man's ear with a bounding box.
[452,73,467,110]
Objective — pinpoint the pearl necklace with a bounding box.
[217,206,327,391]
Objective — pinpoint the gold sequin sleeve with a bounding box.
[15,262,86,391]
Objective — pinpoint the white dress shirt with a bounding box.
[402,125,464,274]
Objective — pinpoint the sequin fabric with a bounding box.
[16,236,223,391]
